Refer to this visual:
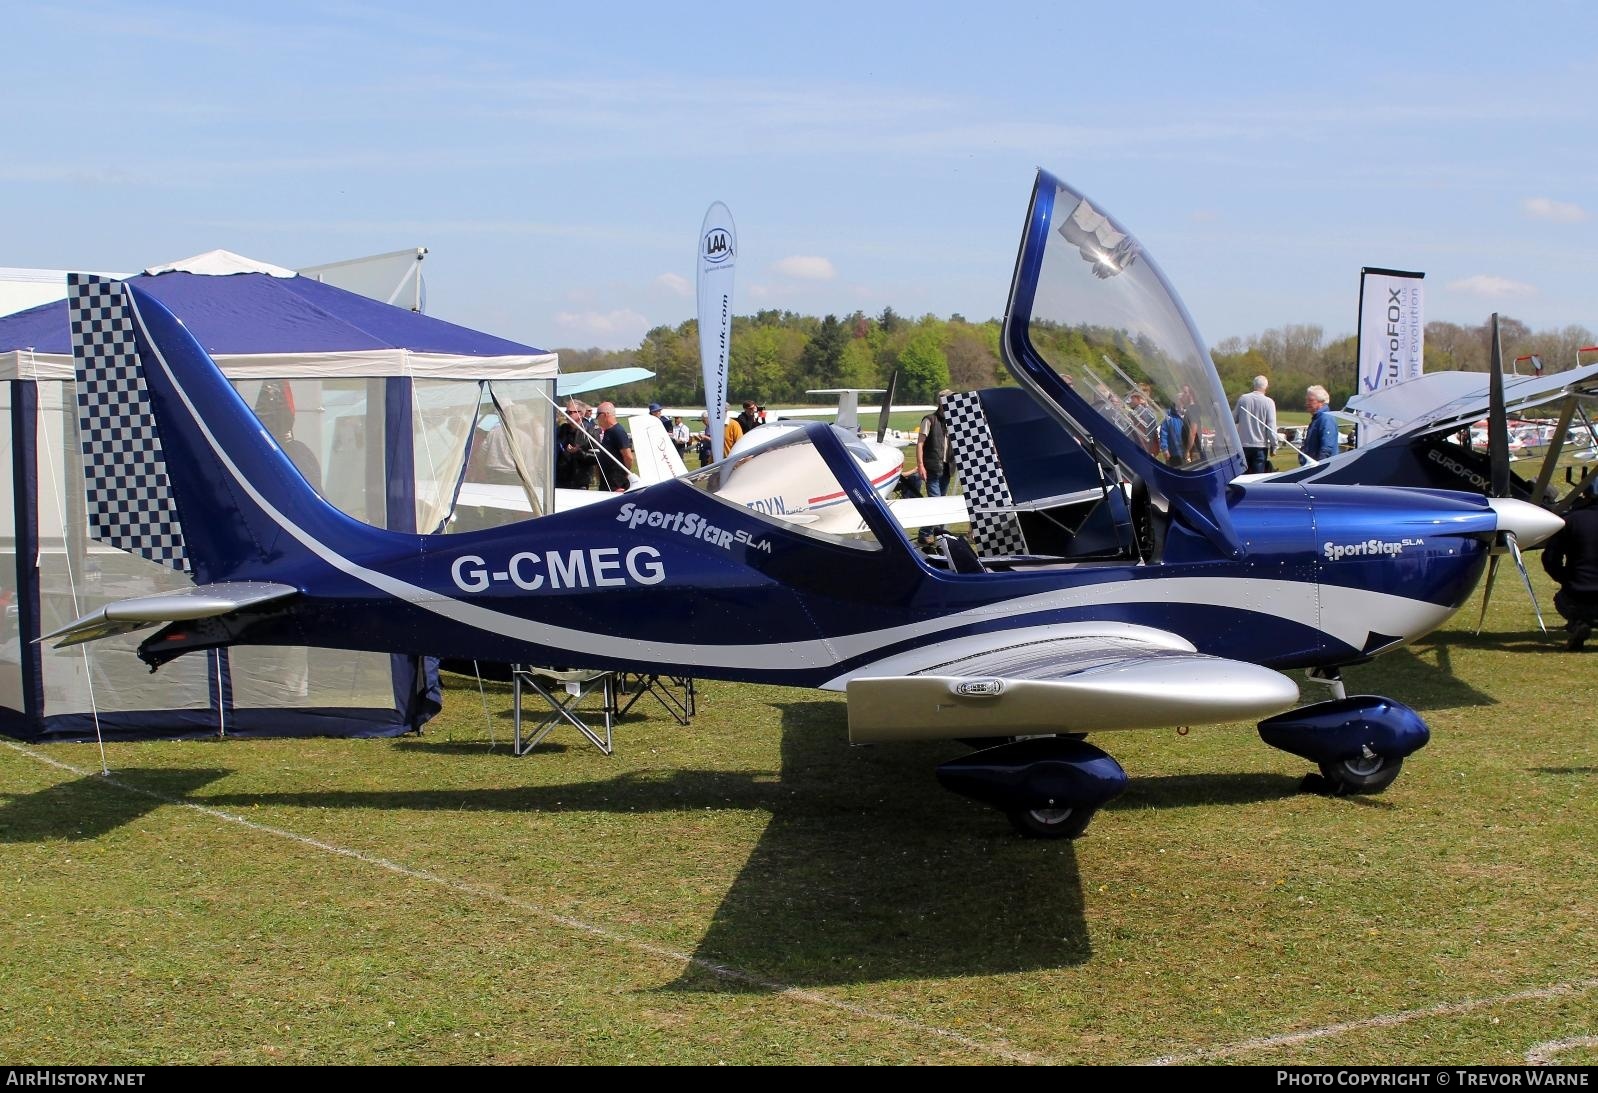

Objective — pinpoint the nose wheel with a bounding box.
[1259,695,1429,798]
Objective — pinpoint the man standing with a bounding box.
[555,400,594,488]
[915,389,956,546]
[736,399,762,436]
[593,401,636,492]
[722,406,744,456]
[1126,389,1160,457]
[1542,482,1598,651]
[1160,399,1187,467]
[1301,385,1338,465]
[1234,375,1278,474]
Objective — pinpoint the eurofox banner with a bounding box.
[1358,267,1425,393]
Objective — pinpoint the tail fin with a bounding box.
[69,276,195,575]
[68,276,393,584]
[628,413,688,484]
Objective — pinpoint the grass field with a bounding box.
[2,569,1595,1065]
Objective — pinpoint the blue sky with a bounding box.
[6,1,1595,352]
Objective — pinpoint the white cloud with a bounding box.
[1447,275,1537,298]
[654,272,691,297]
[1522,197,1589,223]
[553,308,649,337]
[774,255,836,281]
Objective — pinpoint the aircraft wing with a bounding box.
[44,581,299,648]
[1343,364,1598,445]
[844,626,1299,743]
[554,366,654,397]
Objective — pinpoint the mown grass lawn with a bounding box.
[1,566,1593,1065]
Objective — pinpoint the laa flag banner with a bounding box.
[1357,267,1425,393]
[697,202,737,460]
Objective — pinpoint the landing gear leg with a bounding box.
[1305,666,1346,700]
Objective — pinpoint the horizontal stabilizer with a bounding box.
[847,632,1299,743]
[889,494,970,529]
[44,581,298,648]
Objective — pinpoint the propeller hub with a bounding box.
[1485,497,1564,548]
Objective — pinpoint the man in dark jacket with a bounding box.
[1543,481,1598,651]
[915,389,956,547]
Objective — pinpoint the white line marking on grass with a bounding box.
[1526,1037,1598,1065]
[1143,979,1598,1065]
[5,741,1051,1065]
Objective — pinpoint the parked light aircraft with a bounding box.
[47,171,1563,837]
[628,410,968,535]
[1285,361,1598,503]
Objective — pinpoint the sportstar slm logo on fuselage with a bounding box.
[616,502,772,552]
[451,547,665,592]
[1322,537,1423,562]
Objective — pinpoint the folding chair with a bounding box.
[511,666,618,756]
[614,673,697,726]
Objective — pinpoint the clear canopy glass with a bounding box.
[1023,182,1240,471]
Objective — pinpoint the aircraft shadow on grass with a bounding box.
[82,707,1317,988]
[0,767,229,842]
[1339,641,1501,712]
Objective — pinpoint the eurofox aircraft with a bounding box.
[1287,364,1598,502]
[50,172,1563,838]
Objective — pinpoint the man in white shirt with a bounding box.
[1233,375,1279,474]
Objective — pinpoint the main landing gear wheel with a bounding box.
[1007,806,1096,839]
[1317,753,1404,795]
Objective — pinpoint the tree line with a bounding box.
[556,309,1594,410]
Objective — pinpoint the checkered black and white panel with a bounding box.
[68,275,191,574]
[942,390,1028,557]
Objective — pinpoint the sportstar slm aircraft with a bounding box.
[49,171,1562,837]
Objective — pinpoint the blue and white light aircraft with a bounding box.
[48,171,1562,837]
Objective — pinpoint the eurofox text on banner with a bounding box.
[697,203,736,460]
[1357,267,1425,393]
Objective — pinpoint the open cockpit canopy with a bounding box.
[1002,172,1242,478]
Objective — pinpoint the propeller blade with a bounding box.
[1488,313,1511,497]
[877,367,899,445]
[1505,532,1548,633]
[1474,553,1501,635]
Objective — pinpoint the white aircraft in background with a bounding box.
[455,411,965,535]
[631,413,967,535]
[763,387,926,447]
